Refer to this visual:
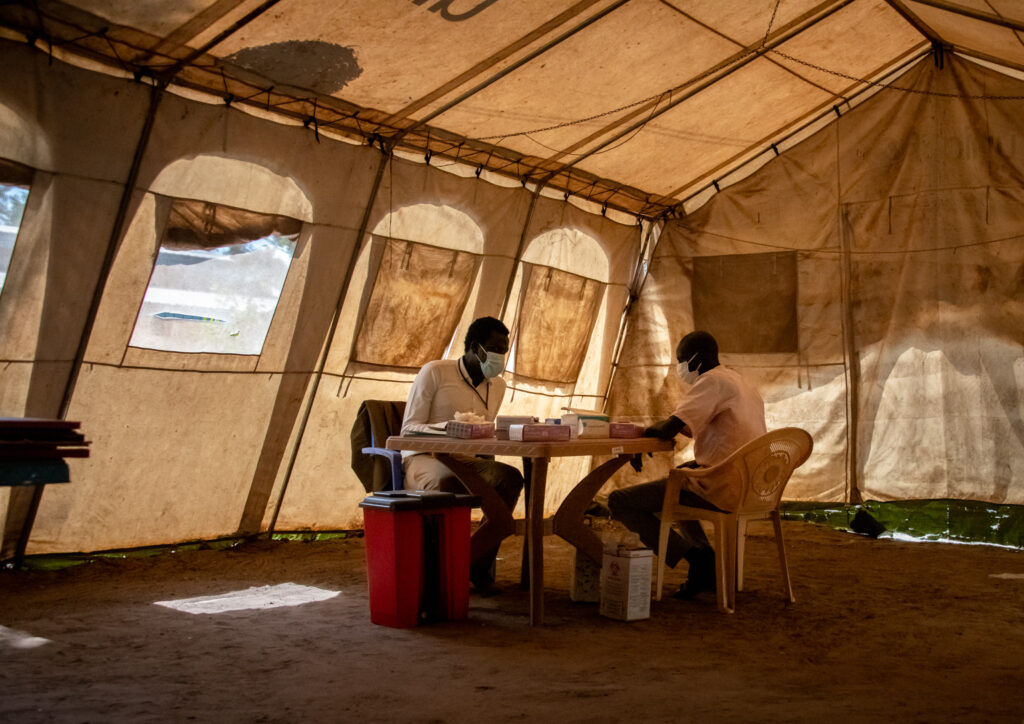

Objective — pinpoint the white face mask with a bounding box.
[477,346,506,378]
[676,353,701,386]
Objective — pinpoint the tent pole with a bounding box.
[56,82,164,420]
[837,132,862,504]
[5,81,165,563]
[264,149,390,536]
[599,217,661,412]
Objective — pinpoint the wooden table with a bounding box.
[1,418,90,566]
[385,435,674,625]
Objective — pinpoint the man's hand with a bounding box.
[644,416,685,440]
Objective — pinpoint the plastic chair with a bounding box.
[655,427,813,613]
[350,400,407,492]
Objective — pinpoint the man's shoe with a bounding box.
[672,576,716,599]
[674,546,716,599]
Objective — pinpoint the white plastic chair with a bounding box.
[655,427,813,613]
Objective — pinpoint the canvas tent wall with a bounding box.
[0,0,1022,558]
[606,55,1024,510]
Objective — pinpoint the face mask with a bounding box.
[477,345,506,378]
[676,353,700,386]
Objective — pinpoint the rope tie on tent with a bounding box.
[303,99,321,143]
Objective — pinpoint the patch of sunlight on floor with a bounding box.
[0,625,50,649]
[154,583,340,614]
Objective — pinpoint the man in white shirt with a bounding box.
[402,316,524,592]
[608,330,767,599]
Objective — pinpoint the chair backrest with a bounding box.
[350,400,406,493]
[733,427,813,513]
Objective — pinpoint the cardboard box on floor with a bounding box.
[599,546,653,621]
[570,550,601,603]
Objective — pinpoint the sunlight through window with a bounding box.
[154,583,339,614]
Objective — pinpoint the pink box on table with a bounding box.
[495,415,537,440]
[609,422,643,438]
[445,421,495,439]
[508,423,571,442]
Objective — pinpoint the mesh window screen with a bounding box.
[691,251,798,354]
[351,237,480,369]
[513,263,605,385]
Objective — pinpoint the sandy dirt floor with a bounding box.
[1,520,1022,723]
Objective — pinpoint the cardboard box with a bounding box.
[599,547,653,621]
[559,413,579,438]
[569,549,601,603]
[508,423,571,441]
[577,417,610,438]
[445,420,495,439]
[609,422,643,438]
[495,415,537,440]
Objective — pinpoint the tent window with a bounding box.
[351,236,480,369]
[691,251,798,354]
[0,158,33,297]
[128,199,299,355]
[512,263,605,385]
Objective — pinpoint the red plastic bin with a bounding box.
[359,490,478,628]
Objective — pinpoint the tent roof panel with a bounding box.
[61,0,222,38]
[5,0,1024,217]
[426,0,740,149]
[575,58,834,196]
[767,0,923,94]
[904,2,1024,66]
[208,0,594,111]
[673,0,834,46]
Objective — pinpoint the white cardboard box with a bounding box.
[569,549,601,603]
[599,547,653,621]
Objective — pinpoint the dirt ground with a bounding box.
[1,520,1022,723]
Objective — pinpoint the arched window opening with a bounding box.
[0,158,32,297]
[128,199,301,355]
[508,228,609,389]
[347,204,483,370]
[126,155,312,357]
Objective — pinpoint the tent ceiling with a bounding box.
[1,0,1021,217]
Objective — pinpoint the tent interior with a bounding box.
[1,0,1023,563]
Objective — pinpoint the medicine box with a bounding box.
[495,415,537,440]
[445,420,495,439]
[609,422,643,438]
[599,547,653,621]
[577,417,610,438]
[508,423,572,442]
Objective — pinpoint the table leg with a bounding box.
[552,455,630,565]
[528,457,548,626]
[434,453,516,564]
[520,458,532,589]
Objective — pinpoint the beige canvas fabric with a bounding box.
[607,55,1024,506]
[0,0,1022,555]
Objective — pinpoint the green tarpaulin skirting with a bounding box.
[782,499,1024,549]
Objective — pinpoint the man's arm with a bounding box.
[644,415,688,440]
[401,365,439,435]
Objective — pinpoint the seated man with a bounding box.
[401,316,524,593]
[608,330,766,598]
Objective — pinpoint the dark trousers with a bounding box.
[607,475,722,568]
